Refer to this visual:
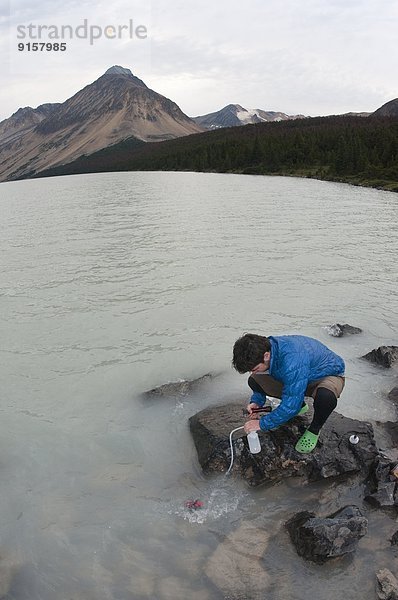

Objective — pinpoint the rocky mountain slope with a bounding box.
[0,66,203,182]
[0,103,60,147]
[373,98,398,117]
[193,103,305,129]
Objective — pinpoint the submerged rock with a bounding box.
[326,323,363,337]
[204,520,272,599]
[0,555,20,598]
[286,505,368,563]
[189,402,378,487]
[376,568,398,600]
[143,373,215,398]
[391,531,398,546]
[362,346,398,368]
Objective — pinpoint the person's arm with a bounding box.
[258,360,309,431]
[246,390,266,414]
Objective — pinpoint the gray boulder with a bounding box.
[365,457,398,509]
[189,402,378,487]
[362,346,398,368]
[286,505,368,563]
[326,323,363,337]
[143,373,214,398]
[376,568,398,600]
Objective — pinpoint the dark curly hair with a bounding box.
[232,333,271,373]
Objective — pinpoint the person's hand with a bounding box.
[244,419,261,434]
[247,402,260,415]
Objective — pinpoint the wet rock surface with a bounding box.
[362,346,398,368]
[375,421,398,447]
[391,531,398,546]
[143,373,215,398]
[286,505,368,563]
[189,402,378,487]
[388,386,398,409]
[326,323,363,337]
[365,457,398,509]
[376,568,398,600]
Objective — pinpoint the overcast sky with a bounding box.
[0,0,397,122]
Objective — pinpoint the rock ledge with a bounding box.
[189,402,378,487]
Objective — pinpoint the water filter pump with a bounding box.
[226,427,262,475]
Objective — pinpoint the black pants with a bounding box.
[248,375,338,435]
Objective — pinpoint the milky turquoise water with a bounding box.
[0,172,397,599]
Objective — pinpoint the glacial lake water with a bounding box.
[0,171,397,599]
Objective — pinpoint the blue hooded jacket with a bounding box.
[250,335,345,431]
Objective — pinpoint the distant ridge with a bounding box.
[193,103,306,129]
[373,98,398,117]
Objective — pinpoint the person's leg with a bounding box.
[248,374,283,398]
[308,387,338,435]
[296,375,345,453]
[248,374,307,412]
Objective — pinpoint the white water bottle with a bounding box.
[247,431,261,454]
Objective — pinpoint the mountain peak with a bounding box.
[225,103,245,111]
[102,66,148,89]
[104,66,133,76]
[0,67,203,181]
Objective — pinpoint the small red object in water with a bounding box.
[184,499,203,510]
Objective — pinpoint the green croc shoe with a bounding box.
[295,429,319,453]
[298,403,309,416]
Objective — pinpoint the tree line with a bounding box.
[36,115,398,191]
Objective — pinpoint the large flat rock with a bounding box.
[189,402,378,487]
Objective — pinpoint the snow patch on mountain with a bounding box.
[236,108,264,123]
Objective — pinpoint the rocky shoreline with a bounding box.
[137,336,398,599]
[189,403,378,486]
[181,340,398,599]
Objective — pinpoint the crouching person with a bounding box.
[232,333,345,453]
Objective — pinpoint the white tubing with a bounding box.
[226,426,245,475]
